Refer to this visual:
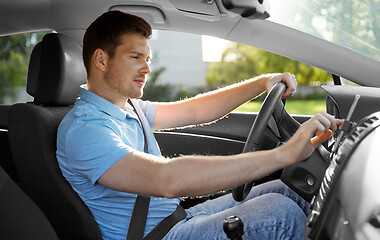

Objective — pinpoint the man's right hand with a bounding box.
[279,112,343,166]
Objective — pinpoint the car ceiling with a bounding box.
[1,0,379,88]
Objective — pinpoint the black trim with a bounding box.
[332,74,341,85]
[144,205,186,240]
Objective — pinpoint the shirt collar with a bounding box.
[79,88,133,121]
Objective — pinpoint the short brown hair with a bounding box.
[82,11,152,76]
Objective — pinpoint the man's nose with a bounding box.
[140,61,151,75]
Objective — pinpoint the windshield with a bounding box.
[269,0,380,62]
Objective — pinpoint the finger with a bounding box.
[311,130,333,148]
[312,112,340,132]
[315,112,333,132]
[283,89,296,99]
[281,73,297,98]
[337,119,344,129]
[314,121,327,136]
[305,113,329,135]
[319,112,338,131]
[319,112,344,131]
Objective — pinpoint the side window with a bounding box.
[146,30,332,115]
[145,30,209,101]
[0,32,48,104]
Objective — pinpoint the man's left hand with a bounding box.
[264,72,297,99]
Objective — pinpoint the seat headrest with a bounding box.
[27,33,86,106]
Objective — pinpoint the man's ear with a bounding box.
[92,48,108,72]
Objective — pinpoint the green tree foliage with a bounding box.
[174,85,208,101]
[257,49,331,86]
[142,67,173,101]
[207,0,380,90]
[206,43,260,88]
[143,67,207,102]
[206,42,331,89]
[0,32,46,103]
[0,51,28,103]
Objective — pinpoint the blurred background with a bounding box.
[2,0,378,116]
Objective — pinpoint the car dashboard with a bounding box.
[306,111,380,240]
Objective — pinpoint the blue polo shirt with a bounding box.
[56,88,180,240]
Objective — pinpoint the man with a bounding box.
[57,11,341,240]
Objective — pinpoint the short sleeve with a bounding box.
[64,120,134,185]
[134,99,157,127]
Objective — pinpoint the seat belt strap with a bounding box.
[126,100,186,240]
[126,195,150,240]
[126,100,150,240]
[143,205,186,240]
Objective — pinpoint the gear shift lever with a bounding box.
[223,215,244,240]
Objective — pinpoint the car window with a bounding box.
[0,31,49,104]
[0,29,334,116]
[270,0,380,62]
[146,30,333,115]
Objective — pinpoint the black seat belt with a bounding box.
[126,100,151,240]
[126,100,186,240]
[126,195,150,240]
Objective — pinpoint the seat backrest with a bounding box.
[0,165,59,240]
[0,105,19,183]
[7,33,102,240]
[0,105,10,129]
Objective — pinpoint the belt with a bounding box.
[144,205,187,240]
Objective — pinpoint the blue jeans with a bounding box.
[163,180,309,240]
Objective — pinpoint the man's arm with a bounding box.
[152,72,296,130]
[98,112,342,198]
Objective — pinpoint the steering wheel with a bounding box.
[232,82,301,202]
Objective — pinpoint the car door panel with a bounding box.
[155,112,311,157]
[154,131,244,157]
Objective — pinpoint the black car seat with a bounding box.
[0,165,59,240]
[0,105,19,183]
[7,33,102,240]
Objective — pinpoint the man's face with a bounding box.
[103,33,151,100]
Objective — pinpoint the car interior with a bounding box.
[6,33,102,240]
[0,163,59,240]
[1,0,380,240]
